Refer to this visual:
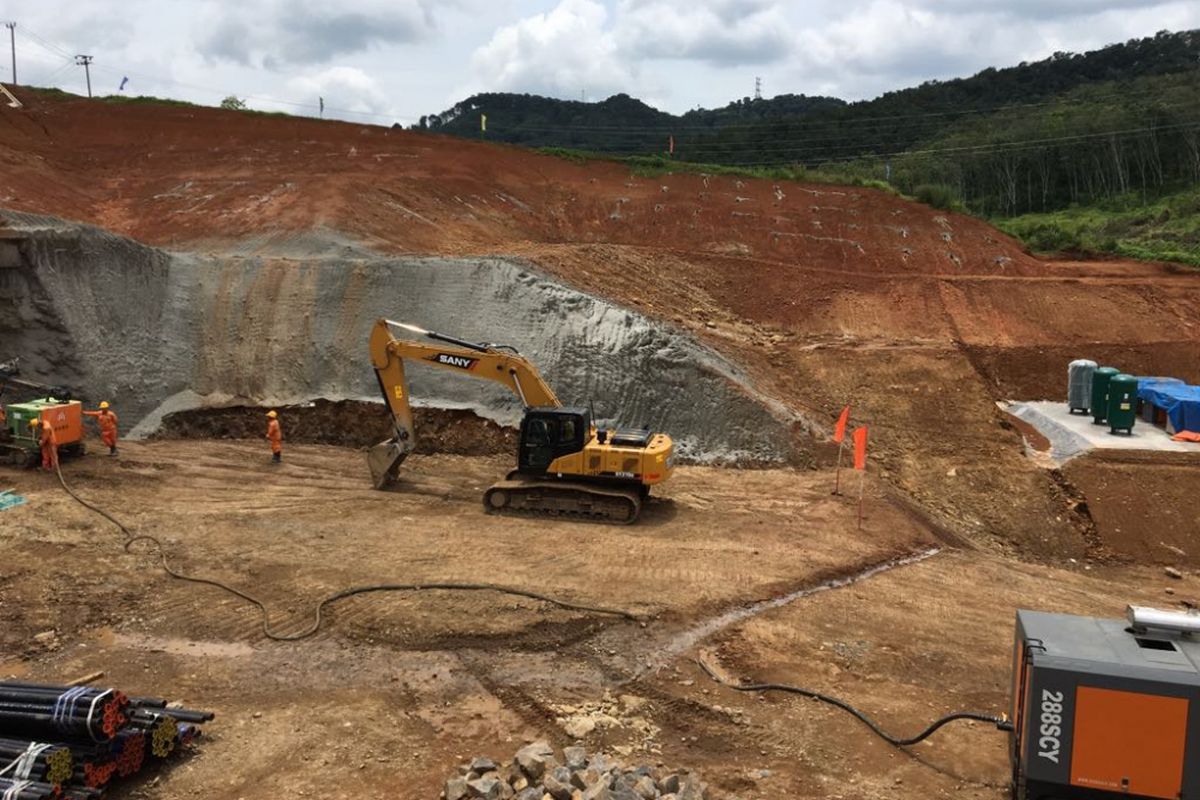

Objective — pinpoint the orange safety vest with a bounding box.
[267,419,282,453]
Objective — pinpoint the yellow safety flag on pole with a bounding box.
[481,114,487,133]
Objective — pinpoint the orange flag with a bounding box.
[833,406,850,443]
[853,426,868,470]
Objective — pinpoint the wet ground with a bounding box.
[0,439,1188,799]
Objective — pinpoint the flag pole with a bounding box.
[833,439,843,496]
[857,469,865,530]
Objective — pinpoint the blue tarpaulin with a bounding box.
[1139,379,1200,434]
[0,490,25,512]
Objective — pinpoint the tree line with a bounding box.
[420,29,1200,217]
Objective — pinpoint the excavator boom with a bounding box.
[367,319,559,488]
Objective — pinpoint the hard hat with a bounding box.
[28,418,39,427]
[99,401,110,409]
[266,410,278,419]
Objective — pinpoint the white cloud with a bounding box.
[197,0,440,67]
[282,66,392,120]
[462,0,636,99]
[3,0,1200,122]
[615,0,790,65]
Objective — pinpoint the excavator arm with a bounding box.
[367,319,560,488]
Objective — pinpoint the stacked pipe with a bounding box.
[0,683,212,797]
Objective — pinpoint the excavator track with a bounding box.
[483,477,643,525]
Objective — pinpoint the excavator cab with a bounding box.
[518,407,589,474]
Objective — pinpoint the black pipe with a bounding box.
[426,329,495,353]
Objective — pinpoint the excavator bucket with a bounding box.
[367,439,409,489]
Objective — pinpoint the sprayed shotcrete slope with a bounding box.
[0,211,796,462]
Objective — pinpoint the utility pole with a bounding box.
[75,54,92,97]
[4,23,14,86]
[754,76,762,101]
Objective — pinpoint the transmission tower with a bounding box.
[754,77,762,101]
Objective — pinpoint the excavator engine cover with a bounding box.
[1010,608,1200,800]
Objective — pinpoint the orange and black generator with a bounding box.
[1011,607,1200,800]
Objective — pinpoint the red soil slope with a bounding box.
[2,88,1036,273]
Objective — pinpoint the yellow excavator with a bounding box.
[367,319,674,524]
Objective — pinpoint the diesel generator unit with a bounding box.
[1011,607,1200,800]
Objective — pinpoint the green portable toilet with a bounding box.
[1091,367,1120,425]
[1107,374,1139,435]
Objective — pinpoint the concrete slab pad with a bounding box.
[1003,400,1197,463]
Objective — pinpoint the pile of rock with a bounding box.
[442,742,709,800]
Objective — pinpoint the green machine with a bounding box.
[1,399,86,467]
[1,361,80,467]
[1107,374,1139,435]
[1,401,43,467]
[1090,367,1120,425]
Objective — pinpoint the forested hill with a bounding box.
[417,92,845,148]
[422,30,1198,157]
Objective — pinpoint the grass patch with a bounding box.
[535,147,902,193]
[997,187,1200,268]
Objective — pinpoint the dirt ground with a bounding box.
[1,438,1190,800]
[3,91,1200,800]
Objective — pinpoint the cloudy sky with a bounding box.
[4,0,1198,124]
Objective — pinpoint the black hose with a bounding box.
[698,657,1012,748]
[54,464,638,641]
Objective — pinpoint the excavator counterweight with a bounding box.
[367,319,674,524]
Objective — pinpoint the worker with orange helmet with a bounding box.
[31,417,58,472]
[265,410,283,463]
[83,400,119,456]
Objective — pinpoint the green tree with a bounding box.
[220,95,247,111]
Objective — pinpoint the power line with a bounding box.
[18,26,71,61]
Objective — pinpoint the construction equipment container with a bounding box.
[1067,359,1097,414]
[1010,607,1200,800]
[1107,374,1138,435]
[1,398,85,466]
[1089,367,1119,425]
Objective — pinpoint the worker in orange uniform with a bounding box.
[83,401,119,456]
[32,418,58,472]
[265,410,283,464]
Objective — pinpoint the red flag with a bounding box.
[833,406,850,444]
[668,135,674,155]
[853,426,868,470]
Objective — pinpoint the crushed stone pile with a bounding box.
[443,742,711,800]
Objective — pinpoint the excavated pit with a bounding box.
[0,211,799,463]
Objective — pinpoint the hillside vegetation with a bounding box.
[422,29,1200,265]
[998,187,1200,266]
